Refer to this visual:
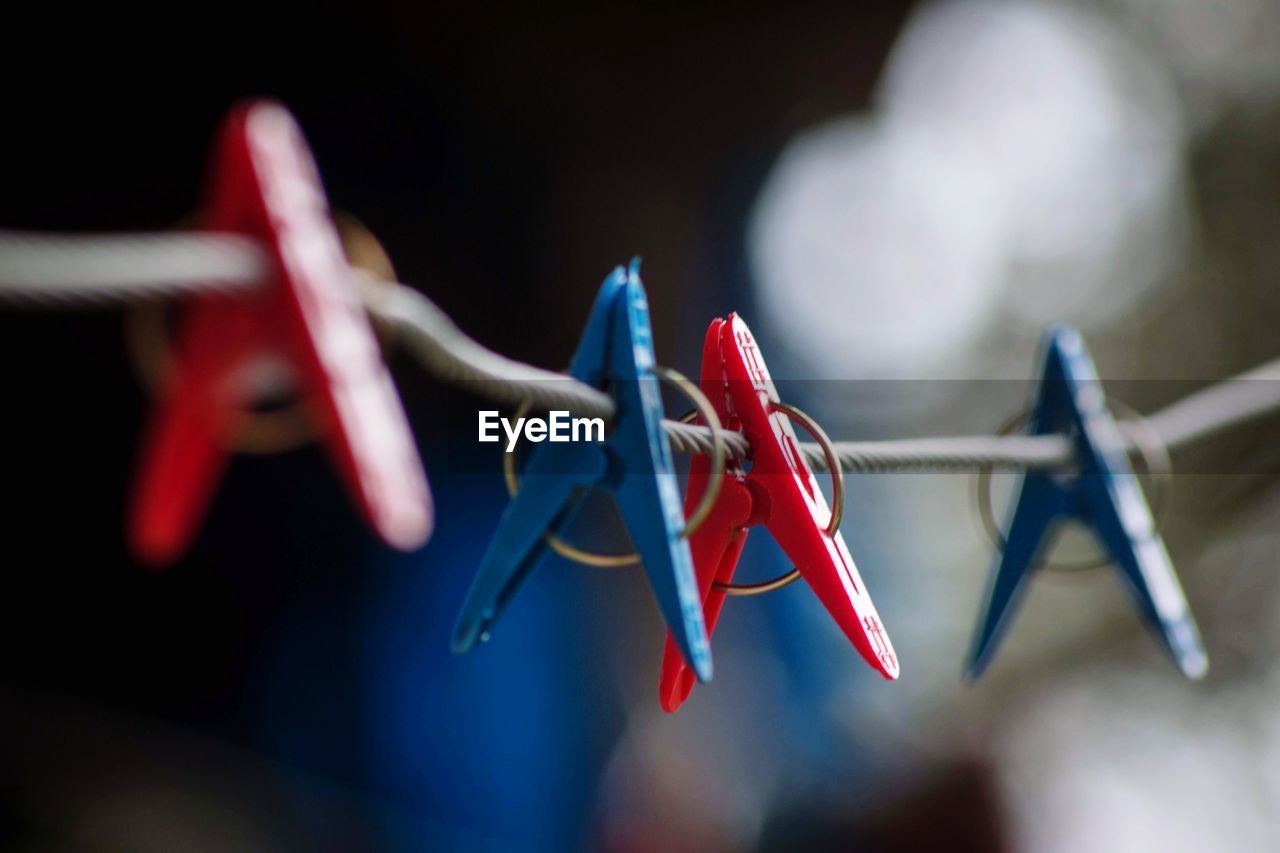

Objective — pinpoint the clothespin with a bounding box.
[966,325,1207,680]
[129,100,433,565]
[658,314,899,712]
[452,260,712,679]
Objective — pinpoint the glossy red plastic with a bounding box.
[659,314,898,711]
[129,101,432,565]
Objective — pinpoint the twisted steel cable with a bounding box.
[362,278,619,419]
[2,228,1278,472]
[0,231,267,305]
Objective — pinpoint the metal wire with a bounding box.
[361,277,620,419]
[0,231,267,305]
[2,228,1279,472]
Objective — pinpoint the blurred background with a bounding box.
[1,1,1279,849]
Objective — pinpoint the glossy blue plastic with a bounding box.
[451,260,712,680]
[966,325,1207,681]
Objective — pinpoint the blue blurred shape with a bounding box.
[364,471,599,850]
[452,260,711,681]
[967,325,1208,681]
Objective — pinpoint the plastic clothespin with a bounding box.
[966,325,1207,680]
[658,314,899,712]
[129,100,433,565]
[452,260,712,679]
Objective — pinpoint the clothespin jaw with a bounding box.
[129,100,433,565]
[966,325,1207,681]
[658,314,899,712]
[658,318,756,711]
[452,261,712,681]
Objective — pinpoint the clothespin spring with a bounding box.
[123,215,400,456]
[670,399,847,598]
[975,400,1173,573]
[500,365,727,567]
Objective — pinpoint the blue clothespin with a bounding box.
[452,260,712,681]
[967,325,1207,681]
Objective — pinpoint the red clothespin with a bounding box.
[129,100,433,565]
[659,314,898,711]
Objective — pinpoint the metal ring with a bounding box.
[715,400,846,597]
[124,214,396,456]
[655,366,727,536]
[502,365,726,567]
[675,405,793,587]
[124,299,318,454]
[974,401,1173,574]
